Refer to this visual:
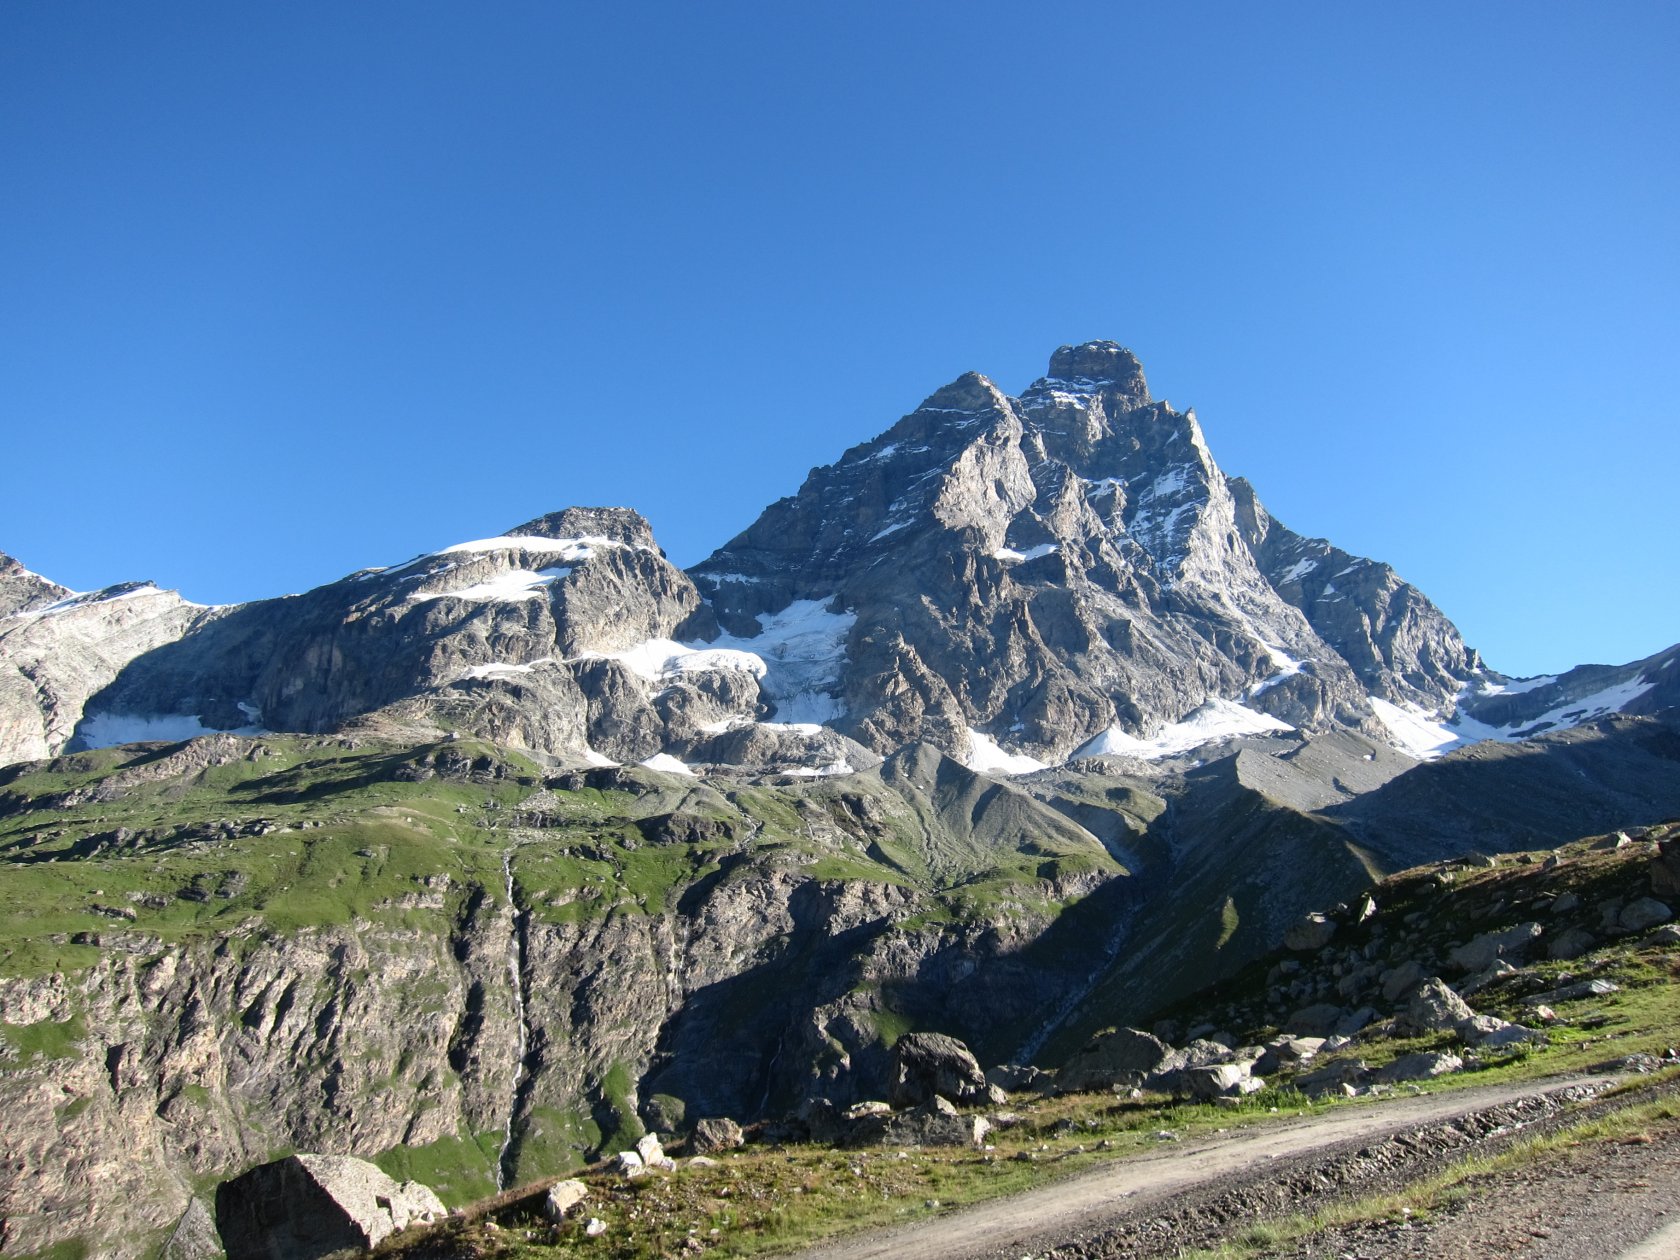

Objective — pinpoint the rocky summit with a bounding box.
[0,342,1676,1259]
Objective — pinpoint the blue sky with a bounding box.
[2,2,1675,679]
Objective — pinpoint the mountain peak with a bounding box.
[506,506,658,549]
[1044,341,1149,402]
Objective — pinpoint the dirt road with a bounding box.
[793,1075,1642,1260]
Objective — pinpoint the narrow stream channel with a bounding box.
[496,848,529,1190]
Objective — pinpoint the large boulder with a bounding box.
[690,1117,745,1154]
[1399,978,1475,1034]
[1285,912,1337,952]
[1448,923,1542,973]
[890,1032,995,1106]
[1058,1027,1175,1093]
[1650,839,1680,898]
[215,1154,445,1260]
[1373,1051,1463,1084]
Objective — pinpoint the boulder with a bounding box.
[1459,959,1517,996]
[1400,978,1475,1034]
[1254,1036,1324,1076]
[1526,978,1620,1005]
[1285,912,1336,952]
[1650,839,1680,898]
[1180,1062,1263,1100]
[986,1063,1053,1094]
[1284,1003,1344,1037]
[1381,960,1427,1003]
[542,1180,589,1223]
[1296,1059,1370,1097]
[1448,922,1542,973]
[614,1150,646,1178]
[842,1097,990,1149]
[890,1032,995,1106]
[1620,898,1674,933]
[1373,1051,1463,1084]
[690,1117,744,1154]
[1550,891,1582,914]
[634,1133,676,1171]
[1335,1006,1377,1036]
[1548,927,1598,960]
[163,1199,223,1260]
[1058,1027,1175,1092]
[215,1154,445,1260]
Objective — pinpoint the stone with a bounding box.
[1548,926,1598,960]
[851,1099,991,1149]
[1527,978,1620,1005]
[1479,1023,1546,1051]
[1285,912,1337,952]
[542,1180,588,1223]
[1550,891,1582,914]
[215,1154,446,1260]
[1380,960,1427,1003]
[1335,1006,1377,1036]
[585,1218,608,1237]
[614,1150,647,1178]
[1650,839,1680,898]
[163,1199,223,1260]
[1459,959,1517,996]
[1284,1003,1345,1037]
[890,1032,993,1106]
[1373,1052,1463,1084]
[687,1156,720,1168]
[1058,1027,1175,1093]
[1648,923,1680,946]
[1296,1059,1370,1097]
[986,1063,1052,1094]
[1401,978,1475,1034]
[690,1117,744,1154]
[1448,922,1542,973]
[1620,898,1674,932]
[1181,1062,1263,1100]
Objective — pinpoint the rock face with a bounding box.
[0,553,215,765]
[888,1032,994,1106]
[215,1153,444,1260]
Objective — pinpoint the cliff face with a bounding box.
[0,734,1130,1258]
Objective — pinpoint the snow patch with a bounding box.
[992,544,1059,564]
[694,599,855,726]
[1372,672,1656,760]
[638,753,696,777]
[78,712,266,749]
[869,520,912,543]
[408,568,571,603]
[1075,698,1294,761]
[459,658,555,681]
[782,761,855,778]
[1477,674,1558,697]
[580,638,767,683]
[1278,558,1319,584]
[961,730,1048,776]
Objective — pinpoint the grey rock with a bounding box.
[542,1180,589,1223]
[1400,978,1475,1034]
[689,1117,744,1154]
[163,1199,224,1260]
[1648,923,1680,946]
[215,1154,445,1260]
[1459,959,1518,995]
[1285,913,1337,952]
[1373,1052,1462,1084]
[1448,922,1543,973]
[1551,891,1582,914]
[1296,1059,1370,1097]
[1526,978,1621,1005]
[614,1150,647,1178]
[1180,1062,1263,1100]
[1335,1006,1378,1036]
[1380,960,1427,1003]
[1284,1003,1344,1037]
[890,1032,992,1107]
[1058,1027,1175,1093]
[1651,839,1680,898]
[1548,927,1599,960]
[1620,898,1673,932]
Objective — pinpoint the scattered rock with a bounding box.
[1550,891,1582,914]
[1650,839,1680,897]
[614,1150,647,1178]
[1459,959,1517,996]
[1335,1006,1377,1036]
[585,1218,608,1237]
[1526,978,1621,1005]
[635,1133,676,1171]
[1296,1059,1370,1097]
[1180,1062,1264,1100]
[1380,960,1427,1003]
[1647,923,1680,946]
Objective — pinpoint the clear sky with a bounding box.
[2,2,1675,679]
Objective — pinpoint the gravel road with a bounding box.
[792,1074,1671,1260]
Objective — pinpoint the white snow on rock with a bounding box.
[1476,674,1559,697]
[77,712,266,749]
[407,567,571,603]
[695,599,856,726]
[1075,697,1294,761]
[783,761,855,778]
[578,639,767,683]
[638,753,696,777]
[1278,557,1319,584]
[377,534,640,581]
[1249,646,1307,697]
[1372,671,1658,760]
[961,730,1048,776]
[459,658,555,681]
[992,544,1059,564]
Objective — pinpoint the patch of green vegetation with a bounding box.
[1216,895,1240,950]
[1,1015,86,1062]
[507,1108,597,1184]
[375,1129,500,1208]
[597,1061,645,1154]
